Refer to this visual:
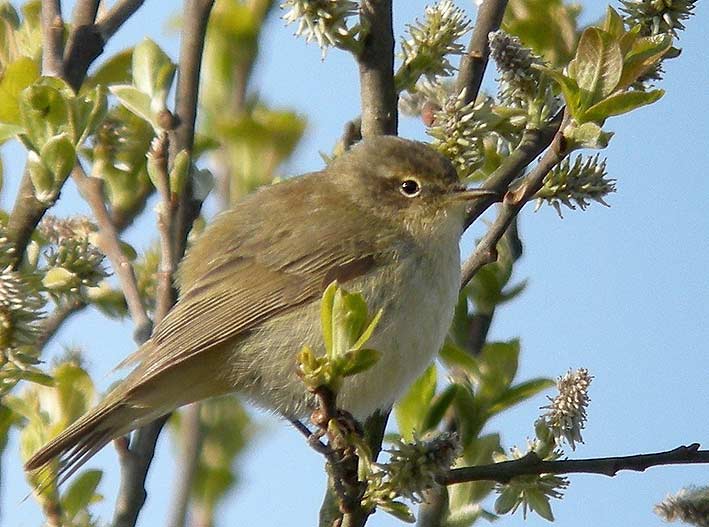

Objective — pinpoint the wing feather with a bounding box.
[129,173,397,385]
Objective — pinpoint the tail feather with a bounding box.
[25,399,130,478]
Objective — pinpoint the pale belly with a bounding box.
[226,237,461,421]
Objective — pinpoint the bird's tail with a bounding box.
[24,391,157,485]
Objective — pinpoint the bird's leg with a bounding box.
[289,417,331,455]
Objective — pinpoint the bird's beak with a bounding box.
[449,185,499,202]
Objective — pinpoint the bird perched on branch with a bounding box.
[26,135,493,482]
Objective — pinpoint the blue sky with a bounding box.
[2,1,708,526]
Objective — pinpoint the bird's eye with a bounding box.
[400,178,422,198]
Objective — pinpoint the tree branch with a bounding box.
[64,0,105,91]
[40,0,64,77]
[96,0,147,41]
[357,0,397,137]
[442,444,709,485]
[71,165,153,342]
[167,403,204,527]
[461,113,569,288]
[35,298,86,350]
[456,0,507,104]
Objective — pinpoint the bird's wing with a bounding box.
[130,174,397,383]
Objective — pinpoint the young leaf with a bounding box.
[39,133,75,182]
[581,89,664,122]
[0,56,40,124]
[573,27,623,110]
[486,378,555,416]
[61,469,102,520]
[320,281,338,356]
[132,38,176,109]
[421,383,459,432]
[19,81,70,150]
[109,84,156,129]
[618,33,672,89]
[394,364,436,441]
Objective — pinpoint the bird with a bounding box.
[25,135,492,482]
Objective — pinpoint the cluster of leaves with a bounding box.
[297,281,382,394]
[6,357,103,526]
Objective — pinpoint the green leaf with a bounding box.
[40,133,75,182]
[487,378,555,416]
[379,500,416,523]
[0,56,40,124]
[439,340,479,376]
[479,340,520,396]
[564,121,613,149]
[573,27,623,109]
[61,469,102,520]
[495,486,521,515]
[27,150,54,202]
[603,6,624,38]
[526,487,555,521]
[83,48,133,89]
[394,364,436,441]
[331,288,368,357]
[538,66,581,116]
[338,348,381,378]
[320,281,338,355]
[582,89,664,122]
[132,38,175,109]
[19,81,70,150]
[618,33,672,89]
[351,308,382,351]
[74,84,108,145]
[421,383,458,432]
[109,84,155,129]
[169,149,190,196]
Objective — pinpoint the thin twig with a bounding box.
[96,0,147,40]
[357,0,397,137]
[171,0,214,253]
[442,444,709,485]
[461,113,569,287]
[148,133,177,323]
[71,164,152,342]
[456,0,508,104]
[464,112,563,230]
[36,298,86,350]
[40,0,64,77]
[167,403,204,527]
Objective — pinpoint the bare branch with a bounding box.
[171,0,214,253]
[461,115,569,288]
[64,0,105,91]
[464,112,564,230]
[96,0,147,40]
[36,298,86,350]
[112,416,169,527]
[41,0,65,77]
[357,0,397,137]
[148,133,177,323]
[167,403,204,527]
[456,0,507,104]
[442,444,709,485]
[71,165,152,342]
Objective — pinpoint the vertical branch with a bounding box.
[41,0,65,77]
[166,404,204,527]
[357,0,397,137]
[71,165,153,341]
[111,2,215,526]
[455,0,508,104]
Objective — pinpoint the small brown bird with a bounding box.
[26,136,492,481]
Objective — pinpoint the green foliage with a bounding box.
[298,281,382,393]
[503,0,582,66]
[109,38,176,132]
[7,358,102,522]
